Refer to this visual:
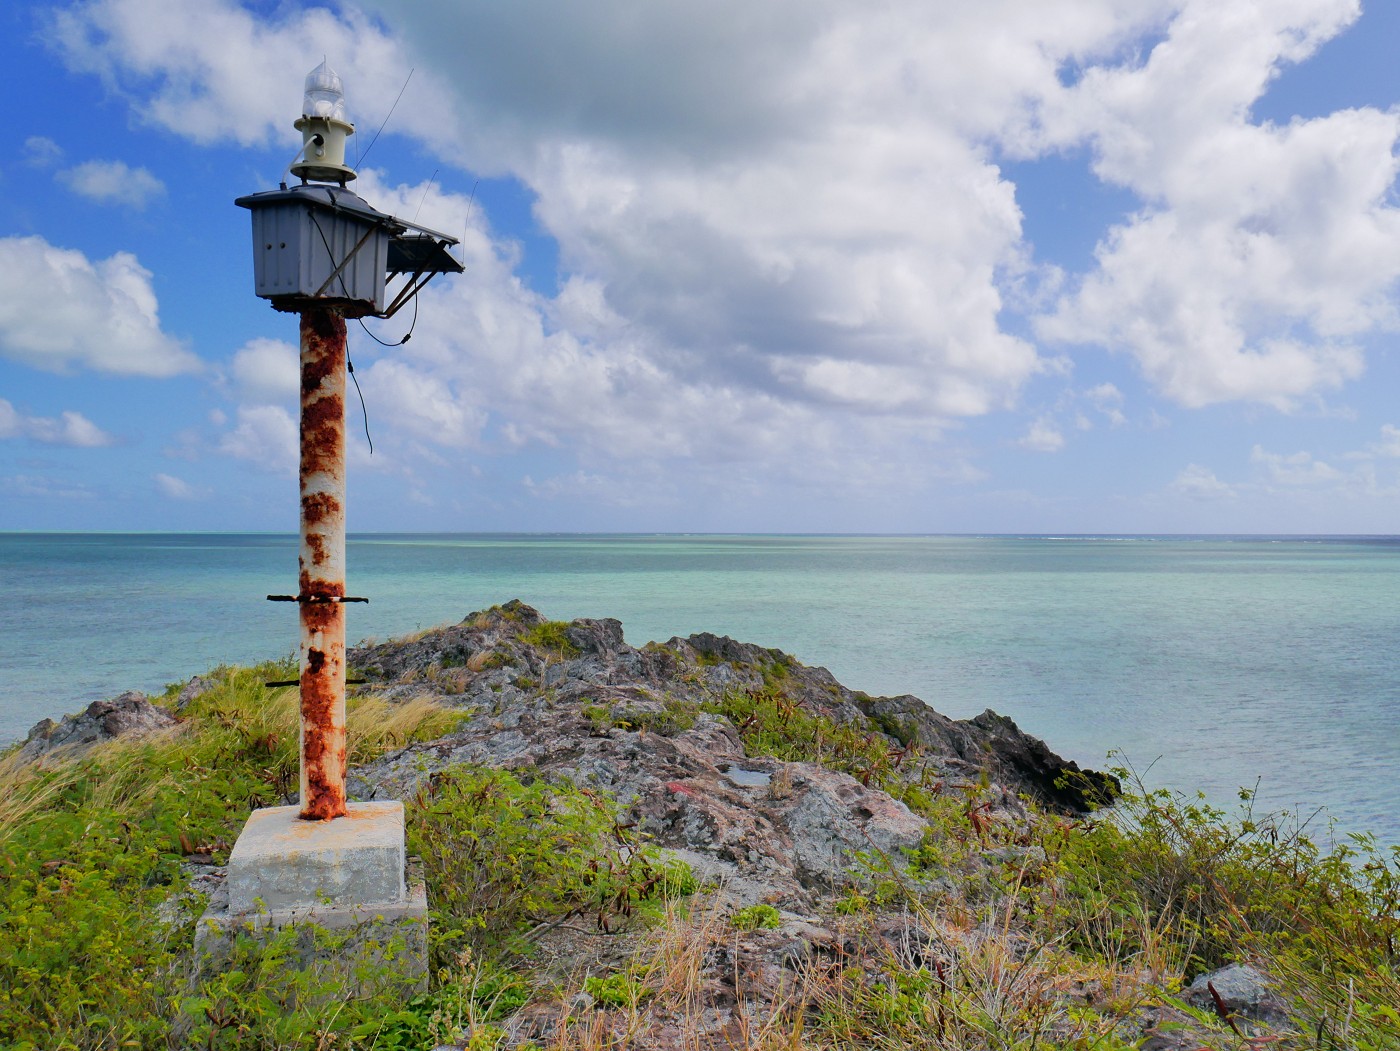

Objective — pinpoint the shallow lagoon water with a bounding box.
[3,532,1396,844]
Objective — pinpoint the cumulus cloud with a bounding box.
[45,0,459,152]
[217,404,296,474]
[0,235,197,376]
[57,159,166,209]
[1036,0,1399,408]
[1250,444,1343,486]
[0,398,115,447]
[1172,464,1237,500]
[45,0,1400,493]
[228,337,298,404]
[1019,418,1065,452]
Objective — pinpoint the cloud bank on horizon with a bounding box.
[3,0,1400,532]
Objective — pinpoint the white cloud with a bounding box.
[154,472,206,500]
[57,159,166,209]
[0,474,96,500]
[23,136,63,167]
[1036,0,1399,408]
[358,357,484,448]
[1172,464,1237,500]
[0,398,115,447]
[46,0,1400,496]
[1250,444,1342,486]
[228,337,298,404]
[217,404,296,474]
[0,235,198,377]
[1349,422,1400,459]
[1019,418,1065,452]
[45,0,458,153]
[1085,382,1127,426]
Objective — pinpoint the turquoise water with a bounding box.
[3,533,1397,843]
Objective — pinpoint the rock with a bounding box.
[174,675,214,711]
[969,709,1120,811]
[855,694,1118,812]
[347,600,1120,921]
[565,617,626,655]
[1185,963,1290,1025]
[780,764,926,885]
[20,691,177,762]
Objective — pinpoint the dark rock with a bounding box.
[565,617,626,655]
[1185,963,1290,1026]
[969,709,1120,811]
[20,691,177,761]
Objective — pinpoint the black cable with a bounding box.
[308,212,375,454]
[347,355,373,455]
[355,294,417,347]
[310,209,418,347]
[309,212,351,298]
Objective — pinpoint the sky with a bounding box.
[3,0,1400,534]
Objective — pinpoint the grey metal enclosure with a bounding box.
[236,185,397,316]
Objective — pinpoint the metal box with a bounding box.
[235,185,397,316]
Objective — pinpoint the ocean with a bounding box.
[3,533,1397,845]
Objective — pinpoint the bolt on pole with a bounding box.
[297,305,349,820]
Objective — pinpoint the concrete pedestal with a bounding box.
[195,801,428,997]
[227,801,408,913]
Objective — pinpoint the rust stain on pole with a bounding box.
[298,306,348,820]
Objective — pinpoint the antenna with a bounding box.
[413,170,439,222]
[459,179,479,266]
[359,68,413,168]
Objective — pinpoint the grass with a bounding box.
[2,650,1397,1049]
[520,621,582,661]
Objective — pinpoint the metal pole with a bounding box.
[297,305,349,820]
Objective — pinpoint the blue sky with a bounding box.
[3,0,1400,533]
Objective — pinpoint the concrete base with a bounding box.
[193,801,428,997]
[227,801,408,913]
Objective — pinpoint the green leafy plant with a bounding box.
[585,970,652,1008]
[408,765,694,965]
[521,620,582,660]
[731,904,782,931]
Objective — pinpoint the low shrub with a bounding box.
[408,765,694,965]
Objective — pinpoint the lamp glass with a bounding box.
[303,59,348,123]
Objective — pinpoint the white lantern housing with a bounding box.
[291,60,356,185]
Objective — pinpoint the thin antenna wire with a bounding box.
[413,170,439,222]
[359,68,413,167]
[459,179,479,266]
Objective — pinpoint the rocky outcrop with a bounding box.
[19,691,178,761]
[346,601,1117,908]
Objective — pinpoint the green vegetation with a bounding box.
[731,903,782,931]
[705,675,1400,1049]
[2,648,1396,1050]
[520,621,582,661]
[409,765,694,962]
[0,665,690,1050]
[582,698,699,736]
[583,971,652,1008]
[702,677,903,794]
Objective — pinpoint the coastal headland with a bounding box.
[5,601,1396,1048]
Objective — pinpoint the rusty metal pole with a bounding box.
[297,305,349,820]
